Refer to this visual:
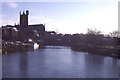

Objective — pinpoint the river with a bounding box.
[2,46,120,78]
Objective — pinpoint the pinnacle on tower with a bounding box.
[26,10,29,15]
[23,11,25,15]
[20,11,21,15]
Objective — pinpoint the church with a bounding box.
[2,10,45,42]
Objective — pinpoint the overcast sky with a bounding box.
[1,1,119,34]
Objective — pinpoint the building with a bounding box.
[2,10,45,42]
[20,10,29,26]
[2,25,18,41]
[18,10,45,42]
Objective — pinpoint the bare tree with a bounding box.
[109,31,119,38]
[87,28,101,35]
[86,28,104,46]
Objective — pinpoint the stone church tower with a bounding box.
[20,10,29,26]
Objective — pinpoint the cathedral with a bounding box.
[18,10,45,41]
[2,10,45,42]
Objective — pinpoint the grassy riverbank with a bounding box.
[71,44,120,59]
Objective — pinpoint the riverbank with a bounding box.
[71,44,120,59]
[2,41,40,53]
[2,41,120,59]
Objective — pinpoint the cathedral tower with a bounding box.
[20,10,29,26]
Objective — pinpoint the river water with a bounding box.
[2,46,120,78]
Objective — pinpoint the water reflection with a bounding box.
[19,52,28,77]
[84,54,106,78]
[2,46,119,78]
